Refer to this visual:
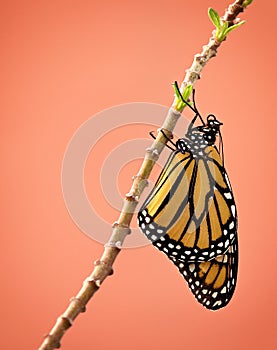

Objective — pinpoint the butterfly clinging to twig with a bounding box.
[137,82,238,310]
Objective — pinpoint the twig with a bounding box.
[38,1,252,349]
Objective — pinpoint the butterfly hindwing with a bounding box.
[171,235,238,310]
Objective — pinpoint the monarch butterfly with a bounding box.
[137,84,238,310]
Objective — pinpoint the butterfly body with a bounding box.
[137,110,238,310]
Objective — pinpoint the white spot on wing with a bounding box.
[231,205,236,217]
[225,174,231,189]
[225,239,229,248]
[224,192,232,199]
[213,300,222,307]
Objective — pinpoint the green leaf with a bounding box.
[182,84,193,101]
[173,82,193,112]
[243,0,254,7]
[221,21,229,33]
[219,22,228,39]
[208,8,221,29]
[217,21,228,40]
[224,21,246,36]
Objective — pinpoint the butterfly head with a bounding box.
[176,114,223,156]
[200,114,223,145]
[206,114,222,128]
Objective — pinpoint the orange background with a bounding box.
[1,1,276,349]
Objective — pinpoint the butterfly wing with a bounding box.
[172,235,238,310]
[138,145,237,262]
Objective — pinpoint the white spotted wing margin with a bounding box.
[171,235,239,310]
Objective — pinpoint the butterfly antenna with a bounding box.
[192,89,205,125]
[174,82,205,128]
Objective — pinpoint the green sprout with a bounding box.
[243,0,254,7]
[208,8,245,42]
[173,82,193,112]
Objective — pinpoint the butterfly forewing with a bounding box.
[138,145,237,262]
